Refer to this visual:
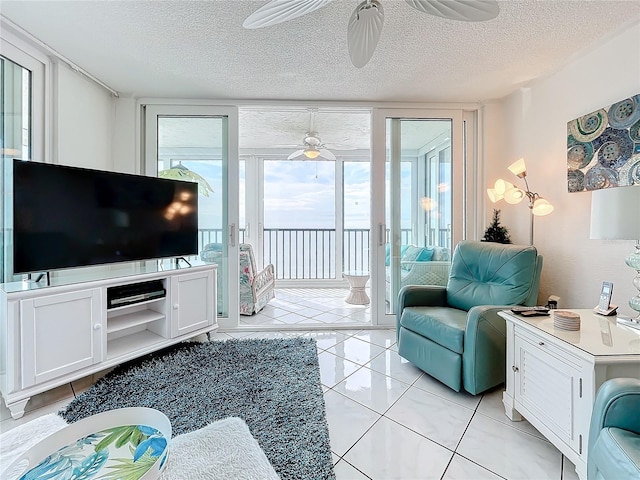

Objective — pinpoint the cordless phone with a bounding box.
[594,281,617,316]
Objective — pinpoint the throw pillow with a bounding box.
[386,244,411,266]
[431,246,450,261]
[401,245,427,270]
[416,247,435,262]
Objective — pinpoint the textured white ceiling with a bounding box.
[2,0,639,103]
[2,1,639,151]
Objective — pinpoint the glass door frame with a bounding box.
[143,104,240,329]
[371,108,469,326]
[1,33,49,282]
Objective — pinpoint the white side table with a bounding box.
[343,271,370,305]
[498,308,640,480]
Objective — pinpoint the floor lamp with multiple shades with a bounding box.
[486,158,554,245]
[590,185,640,330]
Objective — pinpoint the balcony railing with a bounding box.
[264,228,336,279]
[198,227,446,280]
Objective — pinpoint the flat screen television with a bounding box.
[13,159,199,274]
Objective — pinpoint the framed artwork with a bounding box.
[567,94,640,192]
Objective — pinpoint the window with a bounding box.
[343,160,371,272]
[1,31,47,282]
[263,159,336,279]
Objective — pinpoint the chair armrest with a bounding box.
[396,285,447,341]
[252,264,275,298]
[462,306,512,395]
[397,285,447,310]
[588,378,640,457]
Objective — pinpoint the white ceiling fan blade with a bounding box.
[319,149,336,160]
[405,0,499,22]
[347,0,384,68]
[243,0,333,29]
[287,149,305,160]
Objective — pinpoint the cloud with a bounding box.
[178,158,385,229]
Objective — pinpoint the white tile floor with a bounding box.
[241,287,373,327]
[1,328,580,480]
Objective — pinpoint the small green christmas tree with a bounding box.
[482,209,512,244]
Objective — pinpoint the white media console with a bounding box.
[0,263,217,419]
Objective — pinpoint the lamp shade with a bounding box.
[532,198,554,216]
[487,188,503,203]
[504,187,526,204]
[508,158,527,177]
[590,186,640,240]
[494,179,515,195]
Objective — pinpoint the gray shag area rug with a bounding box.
[59,337,335,480]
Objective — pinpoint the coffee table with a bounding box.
[343,271,370,305]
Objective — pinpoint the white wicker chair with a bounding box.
[385,245,451,303]
[201,243,275,315]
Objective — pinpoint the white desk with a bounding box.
[498,309,640,480]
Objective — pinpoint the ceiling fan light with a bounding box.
[304,148,321,159]
[347,0,384,68]
[532,198,554,216]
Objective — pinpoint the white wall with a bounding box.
[490,22,640,315]
[56,63,114,170]
[112,95,138,174]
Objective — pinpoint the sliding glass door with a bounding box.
[144,105,240,328]
[371,109,466,325]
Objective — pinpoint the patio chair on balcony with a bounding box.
[385,245,451,302]
[201,243,275,315]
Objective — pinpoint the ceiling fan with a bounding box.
[287,132,338,160]
[243,0,500,68]
[274,109,357,160]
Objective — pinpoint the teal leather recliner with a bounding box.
[588,377,640,480]
[396,240,542,395]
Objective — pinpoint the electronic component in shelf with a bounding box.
[107,280,166,309]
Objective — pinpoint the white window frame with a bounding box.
[1,21,51,282]
[1,21,51,163]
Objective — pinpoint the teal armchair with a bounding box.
[396,240,542,395]
[588,378,640,480]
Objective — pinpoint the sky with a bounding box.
[178,159,413,231]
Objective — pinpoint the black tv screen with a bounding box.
[13,160,199,274]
